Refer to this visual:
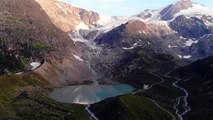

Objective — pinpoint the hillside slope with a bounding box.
[170,56,213,120]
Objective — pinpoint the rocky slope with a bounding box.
[35,0,100,32]
[56,0,213,84]
[0,0,99,87]
[136,0,213,60]
[89,0,213,75]
[0,0,97,118]
[4,0,209,86]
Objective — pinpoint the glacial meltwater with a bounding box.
[49,84,135,105]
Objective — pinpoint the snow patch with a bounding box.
[183,55,191,59]
[168,45,178,48]
[185,39,198,46]
[137,8,163,21]
[174,3,213,20]
[178,55,192,59]
[148,41,151,45]
[178,55,183,58]
[30,62,41,70]
[123,43,138,50]
[95,15,128,33]
[76,22,89,30]
[73,55,84,61]
[180,36,187,39]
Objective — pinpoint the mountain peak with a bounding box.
[175,0,193,7]
[35,0,100,32]
[160,0,193,20]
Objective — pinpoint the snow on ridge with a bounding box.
[123,43,138,50]
[136,8,163,22]
[96,16,115,26]
[138,2,213,23]
[76,22,89,30]
[95,15,128,33]
[183,55,191,59]
[97,16,128,26]
[178,55,183,58]
[168,45,178,48]
[180,36,187,39]
[174,3,213,19]
[178,55,192,59]
[147,41,151,45]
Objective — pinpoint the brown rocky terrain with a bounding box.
[0,0,96,87]
[35,0,100,32]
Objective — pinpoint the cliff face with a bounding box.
[34,0,100,32]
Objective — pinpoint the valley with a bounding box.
[0,0,212,120]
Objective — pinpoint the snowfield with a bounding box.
[30,62,41,70]
[185,39,198,47]
[73,55,84,61]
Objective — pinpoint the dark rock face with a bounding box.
[95,23,126,47]
[189,34,213,59]
[79,10,100,28]
[160,4,173,20]
[201,15,213,24]
[169,15,211,38]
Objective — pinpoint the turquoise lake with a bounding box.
[49,84,135,105]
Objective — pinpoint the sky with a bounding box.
[61,0,213,16]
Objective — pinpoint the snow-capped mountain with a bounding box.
[137,0,213,23]
[10,0,211,85]
[93,0,213,61]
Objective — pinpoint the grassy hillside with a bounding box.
[115,50,180,88]
[0,73,89,120]
[91,95,173,120]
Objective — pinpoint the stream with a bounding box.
[85,105,99,120]
[172,79,191,120]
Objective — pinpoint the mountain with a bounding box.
[0,0,212,119]
[57,0,213,84]
[92,0,213,63]
[0,0,97,119]
[0,0,105,87]
[34,0,100,32]
[136,0,213,48]
[137,0,213,22]
[0,0,210,84]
